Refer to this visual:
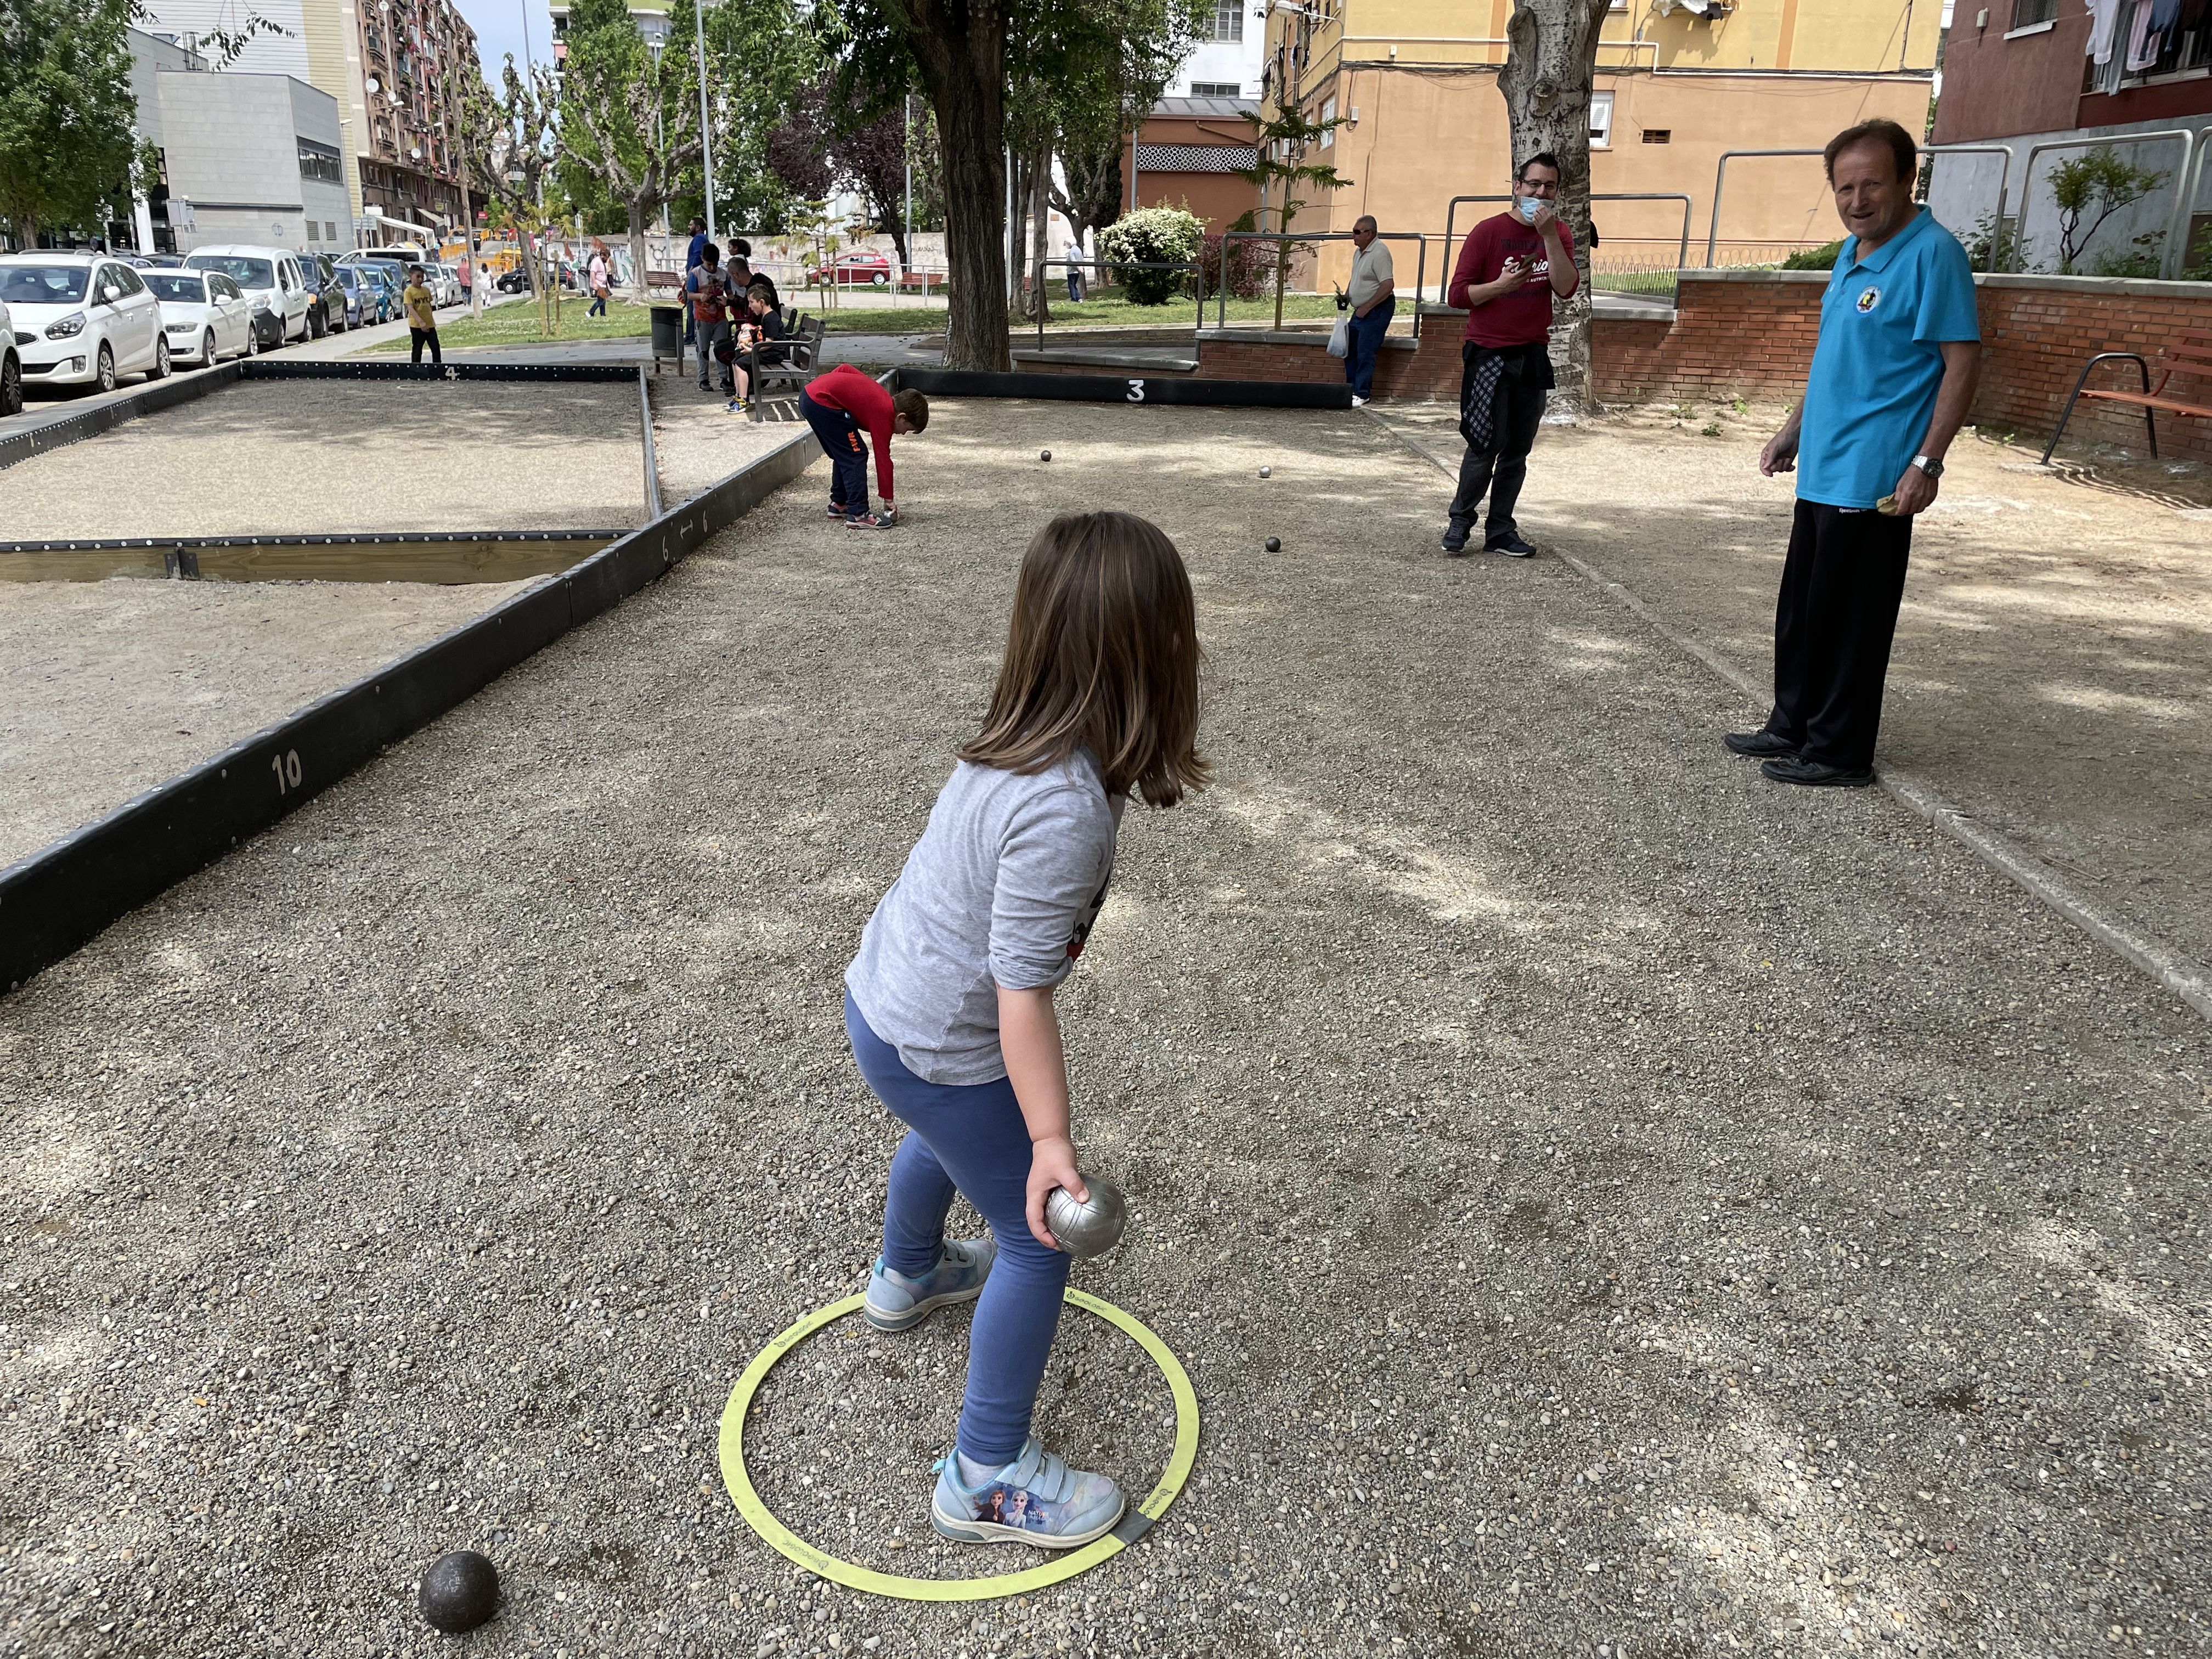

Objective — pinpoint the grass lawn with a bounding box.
[366,298,656,352]
[815,290,1343,334]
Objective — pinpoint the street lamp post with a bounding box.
[693,0,716,245]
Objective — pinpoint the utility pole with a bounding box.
[904,92,913,280]
[693,0,716,244]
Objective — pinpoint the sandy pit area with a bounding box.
[647,380,806,503]
[1,400,2208,1658]
[0,380,649,540]
[1378,400,2212,973]
[0,578,536,868]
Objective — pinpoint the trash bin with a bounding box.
[650,304,685,375]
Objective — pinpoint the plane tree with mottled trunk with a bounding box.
[1496,0,1613,414]
[557,4,704,308]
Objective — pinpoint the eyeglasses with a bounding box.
[1516,177,1559,196]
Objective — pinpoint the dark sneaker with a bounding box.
[1724,730,1798,759]
[1760,756,1874,788]
[1441,525,1470,556]
[845,512,896,530]
[931,1439,1125,1549]
[826,501,850,519]
[1485,532,1538,558]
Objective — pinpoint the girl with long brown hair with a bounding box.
[842,510,1207,1547]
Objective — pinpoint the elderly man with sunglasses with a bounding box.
[1440,153,1578,558]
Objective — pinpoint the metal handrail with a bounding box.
[1031,257,1206,351]
[1441,194,1692,283]
[2012,129,2199,280]
[1214,230,1428,340]
[1701,150,1825,267]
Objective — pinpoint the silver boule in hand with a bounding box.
[1045,1180,1127,1259]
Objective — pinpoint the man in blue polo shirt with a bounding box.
[1728,117,1981,788]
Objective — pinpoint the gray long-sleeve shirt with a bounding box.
[846,752,1124,1086]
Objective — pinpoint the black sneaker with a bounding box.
[1441,525,1470,556]
[1724,730,1798,759]
[1485,532,1538,558]
[1760,755,1874,788]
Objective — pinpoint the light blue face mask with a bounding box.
[1518,196,1547,219]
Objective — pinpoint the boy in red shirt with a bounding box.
[1441,151,1579,557]
[802,363,930,529]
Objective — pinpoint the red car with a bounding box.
[806,249,893,288]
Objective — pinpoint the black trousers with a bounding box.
[409,326,441,366]
[1448,344,1547,540]
[1763,500,1914,770]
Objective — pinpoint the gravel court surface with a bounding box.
[0,380,647,539]
[0,577,540,868]
[648,381,804,503]
[1378,400,2212,975]
[1,399,2209,1659]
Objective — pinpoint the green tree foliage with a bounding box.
[0,0,148,246]
[1045,0,1203,256]
[1235,99,1347,329]
[556,0,703,293]
[2046,146,2168,274]
[701,0,826,233]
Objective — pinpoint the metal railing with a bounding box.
[1704,145,2017,271]
[1442,193,1692,287]
[1214,230,1429,338]
[2012,129,2200,280]
[1030,257,1207,349]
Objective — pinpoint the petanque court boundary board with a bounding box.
[0,420,820,995]
[892,368,1356,410]
[0,360,242,472]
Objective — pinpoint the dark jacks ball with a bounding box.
[1040,449,1052,461]
[419,1550,500,1634]
[1265,537,1281,553]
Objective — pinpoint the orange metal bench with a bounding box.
[2042,326,2212,464]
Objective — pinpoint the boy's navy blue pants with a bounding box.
[802,390,869,518]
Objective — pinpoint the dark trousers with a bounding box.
[1762,500,1914,770]
[802,390,870,517]
[1448,343,1545,540]
[409,326,441,366]
[1066,272,1085,302]
[1344,295,1394,398]
[697,319,733,392]
[587,291,607,317]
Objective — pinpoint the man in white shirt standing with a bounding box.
[1344,215,1396,408]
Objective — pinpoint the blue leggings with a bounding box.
[845,993,1069,1465]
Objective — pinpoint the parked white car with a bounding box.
[0,252,167,393]
[431,264,463,307]
[145,268,256,365]
[0,296,19,416]
[184,245,311,348]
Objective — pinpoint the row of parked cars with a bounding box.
[0,244,467,413]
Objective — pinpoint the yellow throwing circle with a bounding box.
[716,1286,1199,1602]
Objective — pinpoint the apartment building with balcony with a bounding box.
[137,0,482,241]
[1928,0,2211,274]
[1259,0,1938,292]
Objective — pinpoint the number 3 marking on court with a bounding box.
[1127,379,1146,402]
[270,750,302,794]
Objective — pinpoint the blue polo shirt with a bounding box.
[1798,207,1980,509]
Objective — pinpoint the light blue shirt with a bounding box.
[1798,207,1980,510]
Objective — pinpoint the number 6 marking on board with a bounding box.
[270,749,302,794]
[1126,379,1146,402]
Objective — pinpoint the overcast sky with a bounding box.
[454,0,556,84]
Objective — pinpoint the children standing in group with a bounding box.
[800,361,927,529]
[843,510,1208,1547]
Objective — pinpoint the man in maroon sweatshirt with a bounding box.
[802,363,930,529]
[1441,152,1579,557]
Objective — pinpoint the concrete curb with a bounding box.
[1363,406,2212,1026]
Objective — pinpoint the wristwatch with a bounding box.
[1911,454,1945,479]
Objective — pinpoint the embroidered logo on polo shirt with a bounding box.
[1855,286,1881,313]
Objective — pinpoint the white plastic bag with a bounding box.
[1326,315,1350,359]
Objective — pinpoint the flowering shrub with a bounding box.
[1098,207,1205,305]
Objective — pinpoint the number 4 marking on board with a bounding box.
[1127,379,1146,402]
[269,749,302,794]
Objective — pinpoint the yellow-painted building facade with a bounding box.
[1260,0,1937,294]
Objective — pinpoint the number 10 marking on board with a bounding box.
[270,750,302,794]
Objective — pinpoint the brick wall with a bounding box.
[1584,268,2212,465]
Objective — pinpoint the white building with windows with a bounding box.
[1167,0,1267,99]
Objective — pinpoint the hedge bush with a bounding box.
[1099,207,1206,305]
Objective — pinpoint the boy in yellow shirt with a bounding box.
[404,266,441,366]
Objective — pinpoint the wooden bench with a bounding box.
[743,311,828,421]
[2042,326,2212,464]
